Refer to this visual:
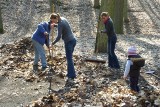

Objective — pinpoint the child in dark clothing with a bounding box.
[123,46,145,92]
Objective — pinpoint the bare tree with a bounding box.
[49,0,55,12]
[94,0,100,8]
[114,0,124,34]
[95,0,108,53]
[124,0,129,23]
[0,7,3,33]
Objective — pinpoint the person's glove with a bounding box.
[44,32,49,36]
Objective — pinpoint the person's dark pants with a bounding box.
[65,38,76,79]
[130,76,140,92]
[108,35,120,69]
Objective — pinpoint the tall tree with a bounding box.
[49,0,55,12]
[94,0,100,8]
[102,0,124,33]
[114,0,124,34]
[95,0,108,53]
[123,0,129,23]
[95,0,124,53]
[0,7,4,33]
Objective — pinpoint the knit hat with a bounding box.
[127,46,137,55]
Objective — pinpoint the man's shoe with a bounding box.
[66,78,74,83]
[33,65,38,70]
[33,65,39,75]
[41,66,48,71]
[65,78,75,87]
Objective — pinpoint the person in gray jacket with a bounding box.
[51,13,76,81]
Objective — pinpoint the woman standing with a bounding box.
[101,12,120,69]
[51,13,77,80]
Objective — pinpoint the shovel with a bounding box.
[46,27,57,95]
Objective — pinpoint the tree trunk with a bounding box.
[114,0,124,34]
[94,0,100,8]
[0,7,4,33]
[102,0,124,34]
[95,0,108,53]
[49,0,55,12]
[123,0,129,23]
[95,0,115,53]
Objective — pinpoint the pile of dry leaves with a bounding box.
[0,37,160,107]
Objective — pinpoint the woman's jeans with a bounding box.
[108,35,120,69]
[32,39,47,67]
[65,38,76,79]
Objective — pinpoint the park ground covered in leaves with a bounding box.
[0,0,160,107]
